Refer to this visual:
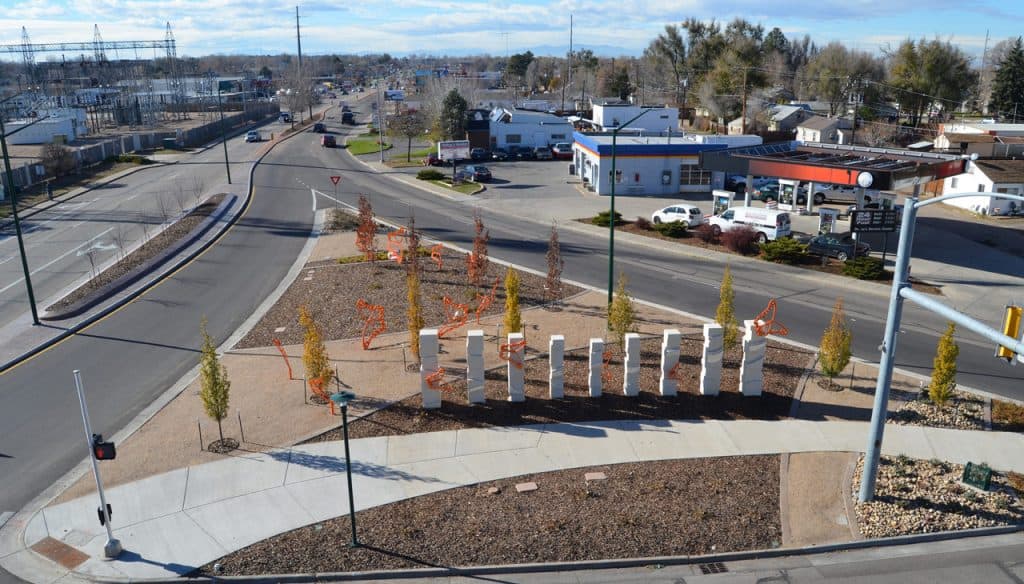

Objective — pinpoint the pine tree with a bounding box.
[503,267,522,335]
[990,37,1024,122]
[818,298,852,387]
[928,322,959,408]
[715,265,739,350]
[199,318,230,442]
[608,272,636,347]
[407,270,425,361]
[545,223,564,302]
[299,305,331,392]
[355,195,377,261]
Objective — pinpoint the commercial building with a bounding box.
[488,107,573,150]
[572,132,762,196]
[588,100,679,133]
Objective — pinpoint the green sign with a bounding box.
[962,462,992,491]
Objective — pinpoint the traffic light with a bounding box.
[995,304,1023,363]
[92,434,116,461]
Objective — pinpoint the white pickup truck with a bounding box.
[809,184,880,205]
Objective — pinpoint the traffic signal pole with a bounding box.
[73,370,122,558]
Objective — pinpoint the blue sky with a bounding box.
[1,0,1021,60]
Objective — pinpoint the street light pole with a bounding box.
[606,109,652,307]
[216,87,232,184]
[0,113,40,325]
[330,389,359,547]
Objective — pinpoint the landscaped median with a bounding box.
[346,130,392,155]
[415,167,484,195]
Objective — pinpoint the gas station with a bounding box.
[700,141,970,234]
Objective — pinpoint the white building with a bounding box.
[6,109,88,145]
[942,159,1024,216]
[488,107,573,150]
[939,122,1024,137]
[590,100,679,133]
[572,132,762,196]
[796,116,841,144]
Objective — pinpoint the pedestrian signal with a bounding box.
[92,434,116,461]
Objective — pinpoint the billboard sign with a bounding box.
[438,140,470,162]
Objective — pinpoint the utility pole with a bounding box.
[561,13,572,113]
[0,111,40,325]
[295,6,312,121]
[740,68,748,135]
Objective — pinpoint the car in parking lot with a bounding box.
[245,130,261,143]
[725,174,774,193]
[552,143,573,160]
[491,148,510,161]
[508,145,535,160]
[320,135,336,148]
[651,204,706,227]
[752,182,807,205]
[461,165,492,182]
[423,152,444,166]
[470,148,489,161]
[810,184,880,205]
[796,232,871,261]
[534,146,554,160]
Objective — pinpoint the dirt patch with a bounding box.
[307,337,812,442]
[235,249,580,349]
[45,193,227,313]
[198,455,781,576]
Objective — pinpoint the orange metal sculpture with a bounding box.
[425,367,455,392]
[271,338,293,380]
[499,339,528,369]
[355,299,386,350]
[438,296,469,338]
[386,227,407,264]
[474,277,500,324]
[753,298,789,336]
[430,243,444,269]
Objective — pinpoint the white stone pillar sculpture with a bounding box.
[466,329,485,404]
[588,338,604,397]
[701,323,723,396]
[660,329,681,396]
[549,335,565,399]
[623,333,641,396]
[419,328,441,409]
[507,332,525,402]
[739,320,767,397]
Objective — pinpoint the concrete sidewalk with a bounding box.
[10,419,1024,580]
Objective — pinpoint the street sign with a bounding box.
[962,462,992,491]
[330,176,341,185]
[850,209,900,233]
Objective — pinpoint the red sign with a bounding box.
[330,176,341,185]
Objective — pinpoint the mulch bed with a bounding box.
[198,455,781,576]
[45,193,226,312]
[235,249,580,349]
[307,337,812,442]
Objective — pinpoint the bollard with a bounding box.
[420,328,441,409]
[701,324,723,396]
[549,335,565,399]
[659,329,681,396]
[588,338,604,397]
[466,330,485,404]
[739,320,767,396]
[623,333,641,396]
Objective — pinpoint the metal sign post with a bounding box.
[73,370,122,558]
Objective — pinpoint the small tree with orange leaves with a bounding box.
[355,195,377,261]
[467,209,489,286]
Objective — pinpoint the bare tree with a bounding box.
[112,224,129,261]
[40,143,74,178]
[857,121,899,148]
[84,247,99,279]
[155,192,173,223]
[190,176,206,207]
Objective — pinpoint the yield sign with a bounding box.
[330,176,341,185]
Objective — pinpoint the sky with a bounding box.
[0,0,1021,61]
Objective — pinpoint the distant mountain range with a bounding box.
[363,44,638,59]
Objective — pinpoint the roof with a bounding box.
[798,116,840,131]
[943,133,996,143]
[998,136,1024,144]
[490,107,572,126]
[770,105,808,122]
[973,159,1024,183]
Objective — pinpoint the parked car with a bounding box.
[313,122,326,133]
[725,174,773,193]
[707,206,792,242]
[279,112,292,123]
[797,232,871,261]
[809,183,880,205]
[491,148,510,161]
[462,165,492,182]
[470,148,489,161]
[320,135,336,148]
[552,142,573,160]
[245,130,261,143]
[534,146,554,160]
[651,204,706,227]
[423,152,444,166]
[752,183,807,205]
[508,145,535,160]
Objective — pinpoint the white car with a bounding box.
[245,130,261,143]
[651,204,706,227]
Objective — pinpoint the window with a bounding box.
[679,164,711,185]
[506,134,521,144]
[951,177,959,188]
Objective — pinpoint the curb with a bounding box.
[42,194,237,320]
[81,525,1024,583]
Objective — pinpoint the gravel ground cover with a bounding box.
[199,455,781,576]
[235,247,580,350]
[992,400,1024,433]
[887,390,986,430]
[854,455,1024,538]
[308,337,811,442]
[46,193,226,312]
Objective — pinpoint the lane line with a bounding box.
[0,227,114,294]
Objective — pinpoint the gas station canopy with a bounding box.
[700,141,968,191]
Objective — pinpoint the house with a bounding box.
[796,116,841,144]
[589,100,679,133]
[572,131,762,196]
[726,116,755,135]
[939,122,1024,138]
[488,107,573,150]
[767,105,814,133]
[934,133,1024,158]
[942,159,1024,215]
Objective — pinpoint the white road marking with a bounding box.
[0,227,114,294]
[0,256,13,266]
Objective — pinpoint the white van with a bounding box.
[707,206,792,242]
